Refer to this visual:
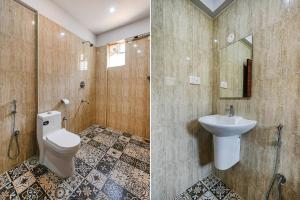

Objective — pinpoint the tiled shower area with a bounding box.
[0,125,150,199]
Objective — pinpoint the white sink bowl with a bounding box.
[198,115,257,137]
[198,115,257,170]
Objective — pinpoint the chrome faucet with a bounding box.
[226,105,235,117]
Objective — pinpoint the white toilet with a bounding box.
[37,111,80,177]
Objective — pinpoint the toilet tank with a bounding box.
[37,111,62,138]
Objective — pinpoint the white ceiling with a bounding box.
[51,0,150,35]
[200,0,225,11]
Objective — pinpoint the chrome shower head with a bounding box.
[82,41,93,47]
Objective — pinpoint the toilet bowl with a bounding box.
[37,111,80,177]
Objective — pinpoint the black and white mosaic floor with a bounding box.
[175,174,242,200]
[0,125,150,200]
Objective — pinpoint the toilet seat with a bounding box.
[45,129,80,153]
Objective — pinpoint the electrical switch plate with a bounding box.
[189,76,201,85]
[220,81,228,89]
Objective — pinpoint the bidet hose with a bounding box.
[8,100,20,159]
[265,124,285,200]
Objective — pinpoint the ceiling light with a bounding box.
[137,49,142,54]
[60,32,65,36]
[213,39,218,43]
[110,7,115,13]
[133,44,137,48]
[186,57,191,61]
[31,21,35,25]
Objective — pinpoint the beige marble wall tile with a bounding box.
[38,15,96,134]
[213,0,300,199]
[0,0,37,173]
[95,37,150,139]
[151,0,214,199]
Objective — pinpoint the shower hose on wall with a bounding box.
[265,124,286,200]
[8,99,20,159]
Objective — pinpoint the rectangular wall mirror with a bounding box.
[219,35,253,98]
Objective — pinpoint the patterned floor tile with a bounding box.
[123,143,150,164]
[86,131,100,139]
[125,178,149,199]
[129,139,150,150]
[8,164,29,181]
[74,158,93,177]
[0,125,150,200]
[113,160,149,187]
[112,140,128,152]
[201,174,221,189]
[119,154,136,168]
[107,148,122,159]
[199,191,218,200]
[88,139,110,152]
[0,172,11,190]
[102,179,140,200]
[80,136,91,143]
[63,171,83,191]
[223,191,242,200]
[119,153,150,174]
[95,191,110,200]
[122,132,132,138]
[105,128,123,137]
[24,156,39,170]
[186,181,208,200]
[86,169,107,189]
[94,133,118,147]
[0,183,18,200]
[130,168,150,186]
[94,127,105,132]
[76,143,105,167]
[118,135,130,143]
[175,191,192,200]
[96,155,118,175]
[12,171,36,194]
[110,169,129,187]
[31,164,49,177]
[131,159,150,175]
[210,181,231,200]
[69,179,100,200]
[48,182,72,200]
[37,171,62,194]
[110,161,149,199]
[131,135,145,142]
[19,182,49,200]
[101,129,113,136]
[175,174,242,200]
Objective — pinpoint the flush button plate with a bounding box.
[43,121,49,126]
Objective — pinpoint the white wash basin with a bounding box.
[198,115,257,170]
[198,115,257,137]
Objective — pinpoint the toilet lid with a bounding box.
[46,129,80,150]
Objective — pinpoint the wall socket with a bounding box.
[189,76,201,85]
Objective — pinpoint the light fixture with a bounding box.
[137,49,142,54]
[60,32,65,36]
[213,39,218,43]
[109,7,115,13]
[186,57,191,61]
[31,20,35,25]
[133,44,137,48]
